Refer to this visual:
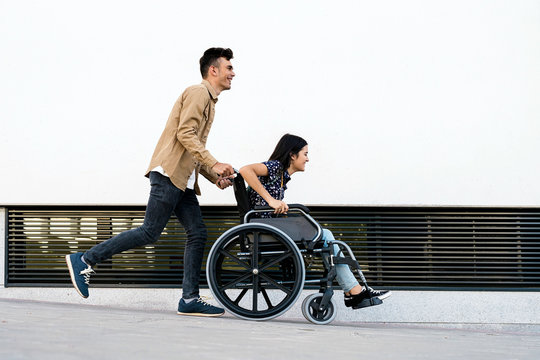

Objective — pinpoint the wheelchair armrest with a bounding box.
[254,204,310,214]
[254,205,273,211]
[288,204,310,213]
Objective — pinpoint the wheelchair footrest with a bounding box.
[352,297,383,310]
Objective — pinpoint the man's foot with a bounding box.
[65,252,94,298]
[177,297,225,317]
[344,287,390,309]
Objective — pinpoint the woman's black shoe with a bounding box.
[344,287,388,309]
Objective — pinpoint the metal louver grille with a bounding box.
[6,207,238,287]
[313,207,540,289]
[6,206,540,290]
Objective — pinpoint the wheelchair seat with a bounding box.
[249,216,319,244]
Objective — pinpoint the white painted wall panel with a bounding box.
[1,1,539,206]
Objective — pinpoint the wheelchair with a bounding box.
[206,174,381,325]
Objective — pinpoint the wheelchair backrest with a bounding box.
[233,173,251,220]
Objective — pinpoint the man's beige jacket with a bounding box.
[145,80,220,195]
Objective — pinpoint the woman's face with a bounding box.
[290,145,309,173]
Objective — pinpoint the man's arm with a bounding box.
[177,87,233,177]
[176,87,219,169]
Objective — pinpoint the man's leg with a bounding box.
[174,190,207,299]
[66,172,182,298]
[174,189,224,317]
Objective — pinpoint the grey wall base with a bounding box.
[0,287,538,325]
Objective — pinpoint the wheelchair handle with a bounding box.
[222,168,239,184]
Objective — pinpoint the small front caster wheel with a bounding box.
[301,293,337,325]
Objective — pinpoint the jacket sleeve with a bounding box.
[199,163,219,184]
[176,87,218,169]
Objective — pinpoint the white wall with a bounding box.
[1,0,539,206]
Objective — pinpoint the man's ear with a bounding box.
[209,64,218,77]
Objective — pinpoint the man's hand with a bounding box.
[212,162,234,177]
[216,176,234,190]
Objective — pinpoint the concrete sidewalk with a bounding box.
[1,299,539,360]
[1,287,540,325]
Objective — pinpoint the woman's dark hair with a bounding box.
[199,47,234,78]
[269,134,308,172]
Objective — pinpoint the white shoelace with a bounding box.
[196,296,214,306]
[79,266,95,285]
[367,287,383,295]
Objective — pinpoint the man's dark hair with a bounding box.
[269,134,308,173]
[200,47,234,78]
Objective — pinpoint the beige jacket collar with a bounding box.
[202,79,219,103]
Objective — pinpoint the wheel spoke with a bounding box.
[259,272,292,295]
[218,248,250,269]
[219,270,253,291]
[233,288,248,305]
[261,288,274,309]
[251,231,259,268]
[309,300,319,314]
[251,231,260,312]
[259,250,294,272]
[252,274,259,311]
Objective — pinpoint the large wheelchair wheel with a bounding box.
[301,293,337,325]
[206,223,305,321]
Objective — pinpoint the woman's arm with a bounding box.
[239,163,289,214]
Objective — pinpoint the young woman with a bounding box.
[239,134,391,309]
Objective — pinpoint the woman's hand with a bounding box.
[269,199,289,214]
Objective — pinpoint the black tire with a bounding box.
[206,223,305,321]
[301,293,337,325]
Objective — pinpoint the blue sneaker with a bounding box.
[177,297,225,317]
[65,252,94,298]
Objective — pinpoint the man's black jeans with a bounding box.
[83,171,208,299]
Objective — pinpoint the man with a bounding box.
[66,47,236,317]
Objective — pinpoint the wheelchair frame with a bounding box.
[205,174,378,325]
